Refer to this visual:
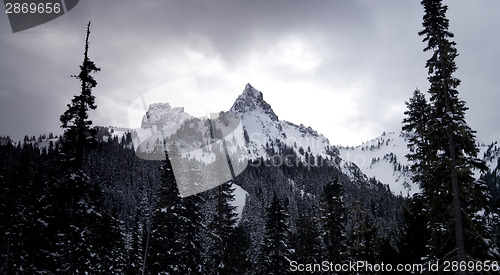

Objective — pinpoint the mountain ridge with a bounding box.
[227,84,334,163]
[110,84,413,195]
[101,83,500,197]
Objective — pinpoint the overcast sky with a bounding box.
[1,0,499,146]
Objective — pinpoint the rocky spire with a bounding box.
[230,84,279,121]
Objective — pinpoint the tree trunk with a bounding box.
[447,130,466,265]
[441,55,466,273]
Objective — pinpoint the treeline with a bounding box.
[0,132,410,274]
[0,134,155,273]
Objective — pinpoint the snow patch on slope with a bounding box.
[339,132,415,196]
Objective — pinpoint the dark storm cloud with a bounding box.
[0,0,499,145]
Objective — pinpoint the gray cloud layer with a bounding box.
[1,0,498,145]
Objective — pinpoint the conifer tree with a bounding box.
[291,207,322,268]
[346,211,378,265]
[181,192,206,275]
[148,147,185,274]
[60,21,100,168]
[208,181,239,275]
[397,194,430,267]
[402,89,432,186]
[225,224,251,274]
[126,211,146,275]
[483,162,500,257]
[91,207,127,273]
[320,179,347,263]
[345,179,378,266]
[260,192,291,275]
[55,21,126,273]
[403,0,493,267]
[148,145,205,274]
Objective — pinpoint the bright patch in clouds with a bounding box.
[275,36,321,72]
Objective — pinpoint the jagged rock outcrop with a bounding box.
[141,103,192,130]
[230,83,279,121]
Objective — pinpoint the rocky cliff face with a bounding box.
[141,103,192,130]
[230,83,279,121]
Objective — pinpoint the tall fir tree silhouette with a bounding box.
[56,21,126,273]
[60,21,100,168]
[403,0,493,268]
[260,192,291,275]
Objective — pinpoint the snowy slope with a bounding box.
[339,132,500,197]
[229,84,337,164]
[339,132,415,196]
[228,84,384,199]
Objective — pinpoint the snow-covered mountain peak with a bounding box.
[242,83,263,100]
[225,84,338,171]
[230,83,278,121]
[141,102,193,130]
